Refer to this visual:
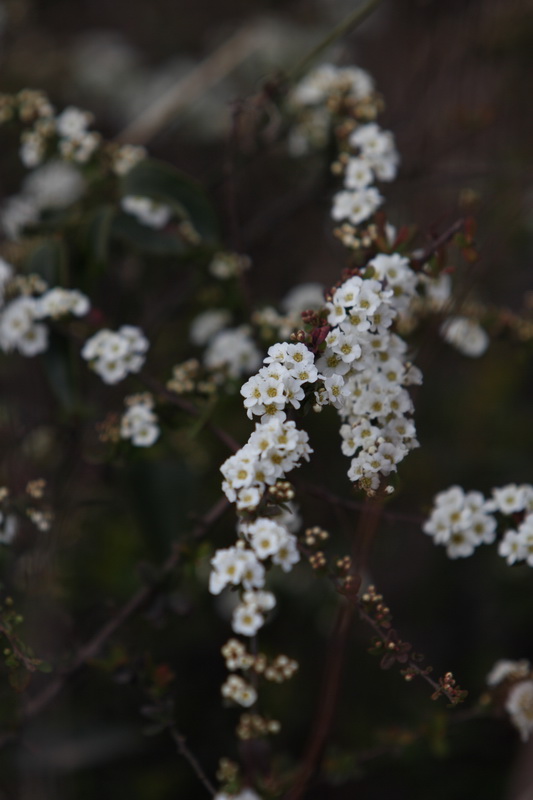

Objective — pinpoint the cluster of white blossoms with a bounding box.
[214,790,260,800]
[221,673,257,708]
[423,483,533,563]
[331,122,399,227]
[486,659,533,741]
[240,342,318,423]
[318,257,422,492]
[288,64,376,155]
[81,325,148,384]
[0,89,144,171]
[210,346,315,637]
[289,64,398,228]
[204,326,262,381]
[0,259,90,357]
[33,287,90,320]
[208,251,251,280]
[440,316,490,358]
[120,393,160,447]
[120,195,172,229]
[0,90,145,240]
[252,282,325,341]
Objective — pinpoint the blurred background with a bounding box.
[1,0,533,798]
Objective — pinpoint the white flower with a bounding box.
[344,157,373,190]
[281,283,324,315]
[204,326,262,380]
[81,326,149,384]
[232,602,264,637]
[0,297,48,356]
[441,317,489,358]
[246,518,286,560]
[506,680,533,741]
[1,196,39,240]
[190,309,232,346]
[491,484,530,515]
[331,188,383,226]
[23,160,85,210]
[112,144,146,176]
[0,514,18,545]
[34,288,90,319]
[121,195,172,229]
[487,659,530,687]
[120,397,160,448]
[271,532,300,572]
[498,530,526,565]
[56,106,93,139]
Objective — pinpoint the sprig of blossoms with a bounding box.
[0,258,90,357]
[313,258,422,493]
[120,393,160,447]
[423,483,533,563]
[81,325,148,384]
[486,659,533,741]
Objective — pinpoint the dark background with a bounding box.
[1,0,533,798]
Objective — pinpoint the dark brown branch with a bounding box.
[20,496,230,723]
[355,603,459,704]
[141,373,240,454]
[410,218,465,271]
[170,725,216,797]
[286,498,383,800]
[302,483,424,528]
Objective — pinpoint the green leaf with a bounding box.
[25,238,67,284]
[41,331,78,413]
[120,158,219,243]
[111,212,186,256]
[86,204,116,266]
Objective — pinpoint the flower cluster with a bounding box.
[331,122,398,227]
[214,790,260,800]
[221,674,257,708]
[81,325,149,384]
[288,64,378,155]
[0,89,145,239]
[316,258,421,492]
[0,259,90,357]
[0,89,145,174]
[252,282,325,341]
[204,326,262,381]
[0,479,54,543]
[220,416,311,509]
[289,64,398,229]
[423,483,533,563]
[487,659,533,741]
[121,195,172,229]
[120,393,160,447]
[440,316,489,358]
[240,341,318,422]
[209,251,251,280]
[34,287,90,319]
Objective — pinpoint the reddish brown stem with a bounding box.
[286,498,383,800]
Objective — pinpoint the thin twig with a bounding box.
[410,218,465,271]
[19,496,229,724]
[170,725,216,797]
[288,0,385,84]
[355,603,455,702]
[116,24,266,145]
[141,372,240,454]
[302,483,424,527]
[0,622,40,674]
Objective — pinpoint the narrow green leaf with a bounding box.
[120,158,219,243]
